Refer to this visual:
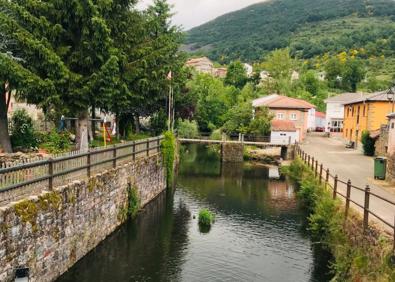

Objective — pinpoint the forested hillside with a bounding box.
[186,0,395,62]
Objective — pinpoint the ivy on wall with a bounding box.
[161,131,176,187]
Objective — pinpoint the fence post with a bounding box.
[363,185,370,233]
[393,216,395,254]
[333,175,338,199]
[319,164,323,184]
[157,137,160,154]
[325,168,329,187]
[48,158,54,191]
[113,145,117,168]
[311,157,315,170]
[87,149,91,178]
[345,180,351,219]
[146,139,150,157]
[132,141,136,161]
[308,155,311,167]
[315,160,318,178]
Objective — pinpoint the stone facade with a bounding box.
[0,154,165,282]
[374,126,388,157]
[386,153,395,183]
[221,143,244,162]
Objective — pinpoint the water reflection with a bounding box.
[58,144,331,282]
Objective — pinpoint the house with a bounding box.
[186,57,214,74]
[324,92,365,133]
[259,70,270,81]
[213,67,227,78]
[291,70,300,81]
[387,113,395,156]
[252,94,316,141]
[7,91,43,121]
[244,63,253,77]
[343,91,393,147]
[315,111,326,131]
[270,120,299,144]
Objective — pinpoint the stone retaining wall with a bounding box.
[221,143,244,162]
[0,154,165,282]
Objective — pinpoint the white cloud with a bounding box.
[137,0,266,30]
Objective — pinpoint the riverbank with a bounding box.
[282,158,395,281]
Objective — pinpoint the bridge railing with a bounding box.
[295,145,395,248]
[0,136,163,205]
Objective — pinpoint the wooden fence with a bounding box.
[295,145,395,249]
[0,136,163,205]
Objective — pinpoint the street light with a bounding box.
[387,83,395,113]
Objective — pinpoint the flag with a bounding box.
[166,71,172,80]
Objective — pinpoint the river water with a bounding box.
[58,144,331,282]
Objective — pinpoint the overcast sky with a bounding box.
[137,0,266,30]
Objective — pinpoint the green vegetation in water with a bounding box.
[128,185,140,219]
[282,158,395,281]
[198,209,215,227]
[161,131,176,187]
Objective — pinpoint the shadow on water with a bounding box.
[58,144,332,282]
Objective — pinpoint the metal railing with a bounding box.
[0,136,163,205]
[295,145,395,248]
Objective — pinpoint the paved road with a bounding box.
[300,134,395,232]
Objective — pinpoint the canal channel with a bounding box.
[58,144,332,282]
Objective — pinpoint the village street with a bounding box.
[300,134,395,232]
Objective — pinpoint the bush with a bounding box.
[361,130,375,156]
[161,131,176,187]
[198,209,215,226]
[128,185,140,218]
[10,109,38,150]
[40,130,71,153]
[177,119,199,138]
[210,129,222,140]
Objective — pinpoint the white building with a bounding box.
[324,93,365,133]
[270,120,299,145]
[244,63,253,77]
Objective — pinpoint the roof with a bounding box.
[343,91,389,105]
[186,57,213,65]
[324,92,365,103]
[315,111,325,118]
[271,120,297,132]
[253,94,316,109]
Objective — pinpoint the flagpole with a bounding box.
[168,78,171,131]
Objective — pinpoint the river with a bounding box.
[58,144,332,282]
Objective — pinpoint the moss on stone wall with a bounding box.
[283,158,395,281]
[15,200,38,231]
[38,192,62,211]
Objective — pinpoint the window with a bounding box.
[277,113,284,120]
[392,122,395,129]
[363,105,366,117]
[290,113,297,120]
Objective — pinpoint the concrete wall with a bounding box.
[270,131,299,144]
[0,154,165,282]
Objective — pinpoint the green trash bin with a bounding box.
[374,157,387,180]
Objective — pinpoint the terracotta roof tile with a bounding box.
[271,120,296,132]
[253,94,316,109]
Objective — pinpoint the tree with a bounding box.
[225,61,248,89]
[343,58,366,92]
[261,49,294,81]
[301,70,320,96]
[324,57,344,88]
[0,0,118,151]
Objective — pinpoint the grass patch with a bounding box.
[198,209,215,227]
[282,158,395,281]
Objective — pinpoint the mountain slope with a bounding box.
[186,0,395,62]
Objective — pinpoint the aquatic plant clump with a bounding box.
[198,209,215,226]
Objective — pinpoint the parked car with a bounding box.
[315,127,325,132]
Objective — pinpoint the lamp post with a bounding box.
[387,83,395,113]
